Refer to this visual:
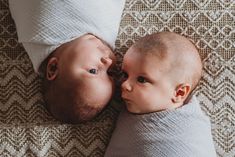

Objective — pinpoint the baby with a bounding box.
[9,0,125,123]
[105,32,216,157]
[41,34,116,123]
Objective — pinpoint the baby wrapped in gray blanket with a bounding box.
[105,32,216,157]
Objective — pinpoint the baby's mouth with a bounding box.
[121,93,132,104]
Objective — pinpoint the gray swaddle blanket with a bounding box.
[105,96,216,157]
[9,0,125,72]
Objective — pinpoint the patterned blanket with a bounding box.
[0,0,234,156]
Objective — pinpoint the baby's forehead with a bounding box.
[130,45,169,65]
[86,35,112,49]
[124,48,169,70]
[59,34,112,54]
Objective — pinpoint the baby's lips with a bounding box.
[121,93,130,101]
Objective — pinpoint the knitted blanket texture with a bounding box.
[9,0,125,71]
[105,96,217,157]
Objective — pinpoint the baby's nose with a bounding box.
[101,57,113,67]
[121,80,132,92]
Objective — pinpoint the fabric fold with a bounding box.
[105,96,216,157]
[9,0,125,72]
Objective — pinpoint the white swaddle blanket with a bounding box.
[105,96,217,157]
[9,0,125,72]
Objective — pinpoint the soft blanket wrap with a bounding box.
[105,96,216,157]
[9,0,125,72]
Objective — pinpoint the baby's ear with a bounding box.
[46,57,58,80]
[172,83,191,104]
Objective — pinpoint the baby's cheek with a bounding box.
[135,90,148,102]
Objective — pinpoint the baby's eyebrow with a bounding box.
[136,70,152,77]
[97,45,112,54]
[87,34,97,40]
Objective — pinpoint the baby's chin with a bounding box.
[51,105,103,124]
[69,105,103,124]
[77,105,103,122]
[125,102,158,115]
[125,102,141,114]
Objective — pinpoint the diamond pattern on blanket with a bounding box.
[0,0,234,156]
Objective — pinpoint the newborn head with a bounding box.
[42,34,116,123]
[121,32,202,114]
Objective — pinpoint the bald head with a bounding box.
[133,32,202,92]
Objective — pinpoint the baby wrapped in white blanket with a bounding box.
[105,32,216,157]
[9,0,125,123]
[9,0,125,71]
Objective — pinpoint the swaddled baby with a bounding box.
[105,32,216,157]
[9,0,125,123]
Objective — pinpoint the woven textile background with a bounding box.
[0,0,234,156]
